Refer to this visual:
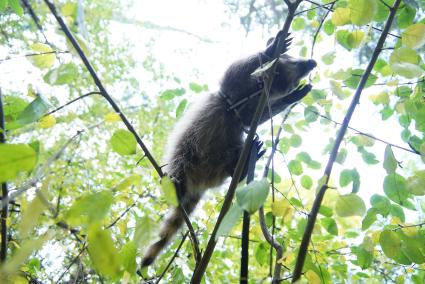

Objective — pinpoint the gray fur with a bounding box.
[141,44,316,266]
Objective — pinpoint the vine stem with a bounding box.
[190,1,302,283]
[0,89,8,263]
[43,0,164,178]
[291,0,402,282]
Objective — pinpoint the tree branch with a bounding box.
[0,89,9,263]
[190,2,303,283]
[43,0,164,178]
[291,0,402,282]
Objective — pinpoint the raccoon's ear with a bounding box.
[264,31,292,57]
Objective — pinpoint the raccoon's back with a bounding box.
[163,93,243,191]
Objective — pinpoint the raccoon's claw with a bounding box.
[253,136,266,160]
[287,84,312,102]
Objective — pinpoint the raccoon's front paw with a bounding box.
[239,137,265,182]
[287,84,312,103]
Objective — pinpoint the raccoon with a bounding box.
[141,35,317,267]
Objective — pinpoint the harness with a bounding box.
[217,53,270,132]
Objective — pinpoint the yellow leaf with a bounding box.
[87,224,121,278]
[402,23,425,49]
[104,112,121,123]
[401,224,417,237]
[19,179,50,238]
[29,43,56,69]
[348,30,365,48]
[38,115,56,128]
[305,270,321,284]
[331,8,351,26]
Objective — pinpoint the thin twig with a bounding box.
[155,232,188,284]
[0,51,70,63]
[43,0,164,177]
[106,199,139,229]
[44,91,101,117]
[305,0,401,39]
[291,1,402,282]
[180,205,201,265]
[309,109,420,155]
[0,89,9,263]
[2,122,102,207]
[21,0,51,44]
[55,243,88,284]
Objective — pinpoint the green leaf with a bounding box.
[397,5,416,29]
[401,240,425,264]
[362,208,377,230]
[406,171,425,196]
[0,144,36,183]
[121,241,137,274]
[389,47,424,78]
[255,242,268,266]
[336,30,352,50]
[65,191,113,226]
[330,80,351,99]
[134,215,157,249]
[236,179,269,214]
[349,0,377,26]
[383,174,409,205]
[319,205,333,217]
[304,106,319,122]
[323,20,336,35]
[216,203,243,239]
[160,88,186,100]
[9,0,23,16]
[402,23,425,49]
[176,99,187,118]
[370,194,391,216]
[336,148,347,164]
[110,129,137,155]
[300,175,313,190]
[12,96,50,129]
[339,168,360,193]
[322,217,338,235]
[28,43,56,69]
[380,230,401,258]
[43,63,78,85]
[335,193,366,217]
[292,17,306,31]
[87,224,121,278]
[289,134,302,147]
[360,148,379,164]
[390,204,405,222]
[344,69,377,89]
[189,82,204,93]
[288,160,303,176]
[160,176,178,206]
[321,51,335,65]
[352,246,373,269]
[0,0,8,11]
[383,145,397,174]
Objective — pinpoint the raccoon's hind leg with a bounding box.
[141,177,202,267]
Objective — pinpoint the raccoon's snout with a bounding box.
[299,59,317,76]
[303,59,317,71]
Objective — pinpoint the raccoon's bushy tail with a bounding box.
[141,191,201,267]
